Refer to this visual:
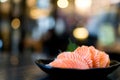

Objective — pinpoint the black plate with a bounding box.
[35,59,120,80]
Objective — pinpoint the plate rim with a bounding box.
[35,59,120,70]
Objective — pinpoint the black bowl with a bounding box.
[35,59,120,80]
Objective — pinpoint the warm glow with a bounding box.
[30,8,50,19]
[75,0,92,12]
[26,0,36,7]
[110,0,120,4]
[0,0,8,3]
[57,0,69,8]
[11,18,20,30]
[1,2,11,14]
[73,27,89,40]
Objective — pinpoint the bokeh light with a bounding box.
[75,0,92,9]
[75,0,92,14]
[110,0,120,4]
[11,18,21,30]
[55,18,65,36]
[73,27,89,40]
[0,40,3,49]
[1,1,11,14]
[0,0,8,3]
[26,0,36,7]
[98,24,115,46]
[57,0,69,8]
[37,0,50,9]
[29,8,50,19]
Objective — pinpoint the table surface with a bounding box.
[0,53,120,80]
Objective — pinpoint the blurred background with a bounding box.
[0,0,120,80]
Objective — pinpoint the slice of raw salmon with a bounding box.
[57,52,72,59]
[49,58,89,69]
[89,46,110,68]
[74,46,93,68]
[57,52,87,64]
[89,46,100,68]
[99,51,110,67]
[52,51,89,69]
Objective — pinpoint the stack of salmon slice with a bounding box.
[49,46,110,69]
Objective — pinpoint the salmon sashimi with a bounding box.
[74,46,93,68]
[49,45,110,69]
[57,52,86,64]
[99,51,110,67]
[57,52,72,59]
[89,46,110,68]
[89,46,100,68]
[49,58,89,69]
[51,51,89,69]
